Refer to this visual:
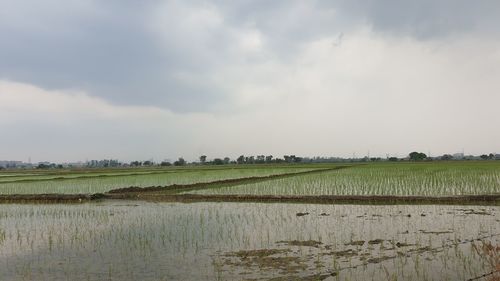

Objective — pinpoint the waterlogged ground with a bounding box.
[0,201,498,280]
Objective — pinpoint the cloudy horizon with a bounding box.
[1,0,499,163]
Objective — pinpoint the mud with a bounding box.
[2,191,499,205]
[276,240,323,248]
[107,167,344,194]
[105,193,500,205]
[0,193,105,203]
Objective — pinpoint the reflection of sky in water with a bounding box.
[0,201,498,280]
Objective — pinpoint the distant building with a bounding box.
[0,160,23,168]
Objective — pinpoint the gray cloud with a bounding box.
[2,0,499,113]
[1,0,500,162]
[333,0,500,39]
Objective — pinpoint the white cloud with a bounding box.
[1,1,500,161]
[0,80,214,162]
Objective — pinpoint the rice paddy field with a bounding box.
[0,166,320,195]
[0,201,498,281]
[188,162,500,197]
[0,161,499,280]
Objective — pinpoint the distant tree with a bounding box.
[160,161,171,166]
[199,155,207,164]
[283,155,291,163]
[57,164,63,169]
[223,157,230,164]
[480,154,489,160]
[256,155,265,164]
[213,158,224,165]
[409,152,427,161]
[247,156,255,164]
[37,163,50,169]
[237,155,245,164]
[130,161,142,167]
[265,155,273,163]
[388,157,399,162]
[0,166,4,170]
[440,154,453,161]
[143,160,153,166]
[173,157,186,166]
[488,153,495,160]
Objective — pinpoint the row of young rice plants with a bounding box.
[0,166,266,182]
[0,170,180,183]
[187,162,500,196]
[0,166,320,195]
[0,201,498,280]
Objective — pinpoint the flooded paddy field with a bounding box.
[187,162,500,197]
[0,201,498,281]
[0,166,321,195]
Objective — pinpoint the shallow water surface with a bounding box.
[0,201,498,280]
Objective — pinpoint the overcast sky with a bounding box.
[1,0,499,162]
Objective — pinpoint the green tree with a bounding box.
[409,152,427,161]
[440,154,453,161]
[174,157,186,166]
[237,155,245,164]
[199,155,207,164]
[265,155,273,163]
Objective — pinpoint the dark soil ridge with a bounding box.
[106,167,346,194]
[0,169,230,184]
[0,167,345,203]
[105,193,500,205]
[0,193,106,203]
[1,193,499,205]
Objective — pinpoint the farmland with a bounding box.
[0,161,499,280]
[0,166,321,195]
[0,201,498,280]
[188,162,500,197]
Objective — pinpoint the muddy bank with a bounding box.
[1,193,499,205]
[1,192,499,204]
[107,167,346,194]
[106,193,500,205]
[0,193,106,203]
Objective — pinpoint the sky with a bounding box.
[1,0,499,163]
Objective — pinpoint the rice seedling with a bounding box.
[0,167,318,195]
[0,201,497,280]
[189,162,500,196]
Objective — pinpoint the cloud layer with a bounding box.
[1,1,499,162]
